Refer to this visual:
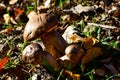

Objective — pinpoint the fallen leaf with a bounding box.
[0,3,6,10]
[0,57,9,69]
[93,68,106,76]
[100,57,111,63]
[0,28,13,34]
[15,8,24,17]
[3,14,10,24]
[70,4,98,15]
[84,37,99,49]
[62,25,79,42]
[44,0,51,8]
[64,70,80,80]
[81,47,103,71]
[69,34,98,49]
[1,65,29,79]
[68,33,84,43]
[9,0,18,5]
[113,8,120,18]
[104,64,118,74]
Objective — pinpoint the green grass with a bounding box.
[57,69,64,80]
[59,0,68,8]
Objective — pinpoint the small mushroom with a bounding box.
[22,43,43,65]
[58,43,85,68]
[22,43,61,72]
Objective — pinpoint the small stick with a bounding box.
[88,23,117,29]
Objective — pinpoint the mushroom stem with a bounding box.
[42,51,61,72]
[41,30,67,58]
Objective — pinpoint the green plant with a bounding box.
[20,41,29,52]
[57,69,64,80]
[84,69,95,80]
[34,0,37,12]
[59,0,68,8]
[110,41,119,49]
[26,3,35,14]
[105,73,120,80]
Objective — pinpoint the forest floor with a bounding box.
[0,0,120,80]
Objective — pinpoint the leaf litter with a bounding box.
[0,0,120,80]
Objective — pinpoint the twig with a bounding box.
[88,23,117,29]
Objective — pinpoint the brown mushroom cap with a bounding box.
[65,44,84,60]
[59,44,84,68]
[22,43,61,71]
[22,43,43,65]
[23,11,58,41]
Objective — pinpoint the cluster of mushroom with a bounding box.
[22,11,85,72]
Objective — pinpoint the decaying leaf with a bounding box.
[0,57,9,70]
[81,47,103,71]
[0,3,6,10]
[0,28,13,34]
[70,4,98,15]
[113,8,120,18]
[1,65,29,80]
[9,0,18,5]
[64,70,80,80]
[3,14,10,24]
[100,57,111,63]
[37,0,52,12]
[68,34,85,43]
[93,68,106,76]
[69,34,98,49]
[104,64,118,74]
[83,37,99,49]
[62,26,80,43]
[44,0,51,8]
[15,8,24,17]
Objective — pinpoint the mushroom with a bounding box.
[58,43,85,69]
[22,43,61,72]
[23,11,67,59]
[22,43,43,65]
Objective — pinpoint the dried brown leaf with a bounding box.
[70,4,98,15]
[69,34,98,49]
[104,64,118,74]
[81,47,103,71]
[0,28,13,34]
[113,8,120,18]
[93,68,106,76]
[84,37,98,49]
[64,70,80,80]
[9,0,18,5]
[68,33,84,43]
